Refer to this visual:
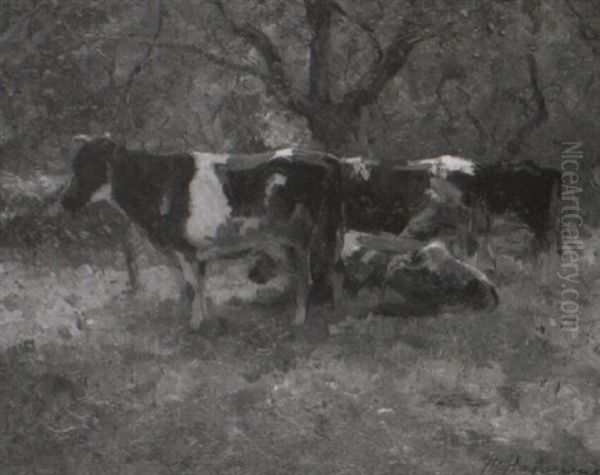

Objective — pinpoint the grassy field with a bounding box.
[2,203,600,474]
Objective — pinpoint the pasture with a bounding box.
[2,186,600,474]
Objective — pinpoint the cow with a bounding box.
[338,156,431,296]
[379,240,499,315]
[462,160,561,252]
[61,136,343,329]
[340,233,498,315]
[340,157,430,235]
[400,156,561,271]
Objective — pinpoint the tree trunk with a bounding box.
[305,102,362,154]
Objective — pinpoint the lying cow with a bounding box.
[61,136,342,329]
[341,232,498,315]
[379,241,499,315]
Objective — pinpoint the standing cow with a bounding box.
[401,156,561,271]
[61,136,343,329]
[340,157,430,235]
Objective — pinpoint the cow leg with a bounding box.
[190,261,209,330]
[331,268,344,309]
[175,251,198,290]
[175,252,210,330]
[122,223,143,292]
[330,229,345,308]
[122,238,138,291]
[293,248,310,325]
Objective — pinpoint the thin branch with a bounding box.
[124,0,164,92]
[140,40,261,77]
[211,0,296,109]
[304,0,333,102]
[563,0,600,53]
[503,54,548,159]
[435,76,454,120]
[466,109,488,141]
[343,20,435,110]
[522,0,542,34]
[120,0,164,133]
[330,0,382,63]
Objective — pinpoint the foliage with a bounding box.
[1,0,599,168]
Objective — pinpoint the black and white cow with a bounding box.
[463,159,561,252]
[400,155,561,265]
[340,232,499,315]
[379,240,499,315]
[340,157,430,235]
[61,136,343,329]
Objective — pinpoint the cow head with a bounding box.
[61,136,117,212]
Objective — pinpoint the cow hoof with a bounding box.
[189,311,205,331]
[189,292,209,331]
[189,317,204,331]
[293,310,306,326]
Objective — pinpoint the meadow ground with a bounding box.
[2,202,600,474]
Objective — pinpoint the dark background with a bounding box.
[2,0,598,171]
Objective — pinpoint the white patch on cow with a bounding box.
[272,148,294,160]
[342,230,364,258]
[428,176,464,206]
[342,157,371,181]
[240,217,261,234]
[73,134,94,143]
[425,188,441,202]
[185,152,231,246]
[264,173,287,205]
[421,241,450,267]
[421,240,493,285]
[361,249,378,264]
[438,155,474,175]
[90,183,112,203]
[73,132,111,144]
[409,155,475,178]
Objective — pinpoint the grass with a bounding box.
[1,205,600,474]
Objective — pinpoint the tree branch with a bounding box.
[120,0,164,133]
[343,20,435,110]
[211,0,299,110]
[466,109,488,141]
[330,0,382,63]
[305,0,333,103]
[503,54,548,158]
[124,0,164,92]
[141,40,261,77]
[563,0,600,54]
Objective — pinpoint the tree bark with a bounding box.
[211,0,433,154]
